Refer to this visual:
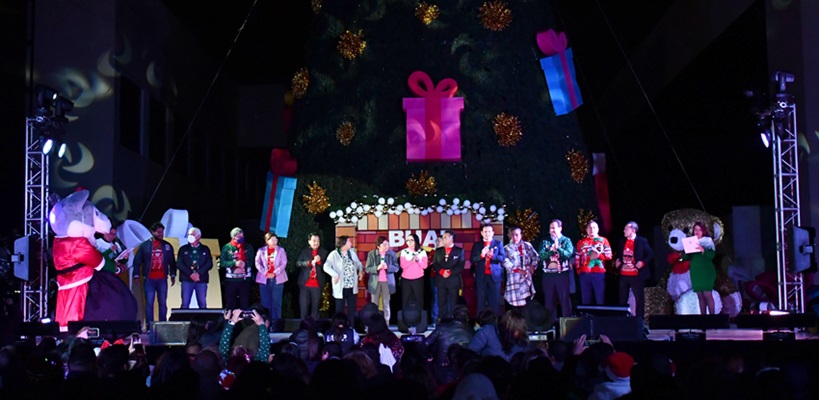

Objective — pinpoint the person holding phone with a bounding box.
[365,236,399,324]
[470,224,507,315]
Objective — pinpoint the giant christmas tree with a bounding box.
[276,1,599,315]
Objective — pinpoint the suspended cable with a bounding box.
[140,0,259,221]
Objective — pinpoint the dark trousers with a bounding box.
[335,288,356,328]
[474,272,501,314]
[619,276,645,318]
[402,278,425,311]
[542,272,572,320]
[224,280,250,310]
[300,285,321,319]
[579,273,605,305]
[437,281,459,320]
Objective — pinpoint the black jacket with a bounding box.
[176,243,214,283]
[295,247,329,287]
[615,235,654,281]
[424,319,475,363]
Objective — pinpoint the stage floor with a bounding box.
[262,324,819,344]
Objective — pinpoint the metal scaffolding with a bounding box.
[769,97,804,313]
[22,117,50,322]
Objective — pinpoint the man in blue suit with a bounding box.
[470,223,506,314]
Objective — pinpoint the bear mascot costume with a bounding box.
[49,189,137,331]
[661,209,741,316]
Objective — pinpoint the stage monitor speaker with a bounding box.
[67,320,141,337]
[15,321,60,338]
[150,321,190,345]
[576,304,631,317]
[734,313,817,330]
[169,308,225,322]
[560,316,644,342]
[649,314,730,331]
[397,310,428,334]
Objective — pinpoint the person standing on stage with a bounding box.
[365,236,399,323]
[95,224,127,274]
[502,226,538,310]
[324,236,364,328]
[429,236,443,323]
[176,227,214,308]
[470,224,506,314]
[399,233,428,316]
[614,221,654,318]
[133,222,176,325]
[539,219,575,322]
[296,232,328,319]
[575,220,612,305]
[684,222,717,315]
[220,227,254,310]
[255,232,288,323]
[432,230,465,320]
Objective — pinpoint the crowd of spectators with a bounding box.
[0,303,816,400]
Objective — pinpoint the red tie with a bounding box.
[484,241,492,274]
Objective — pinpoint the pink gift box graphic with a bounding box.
[402,71,464,162]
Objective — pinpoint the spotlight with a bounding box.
[42,138,54,155]
[57,142,67,158]
[35,85,58,116]
[760,132,770,148]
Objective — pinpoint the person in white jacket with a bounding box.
[324,235,364,328]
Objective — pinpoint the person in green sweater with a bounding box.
[220,227,255,310]
[683,222,717,315]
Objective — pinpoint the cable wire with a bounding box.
[140,0,259,221]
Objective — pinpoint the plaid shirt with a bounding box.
[502,241,539,306]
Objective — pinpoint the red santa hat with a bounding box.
[604,351,634,381]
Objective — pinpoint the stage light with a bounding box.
[57,142,67,158]
[42,138,54,154]
[760,132,770,148]
[35,84,58,116]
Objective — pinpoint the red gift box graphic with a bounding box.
[402,71,464,162]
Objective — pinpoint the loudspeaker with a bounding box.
[169,308,225,322]
[67,320,141,337]
[150,321,190,345]
[734,313,817,330]
[649,314,730,331]
[15,321,60,338]
[576,304,631,317]
[560,316,644,342]
[397,310,428,333]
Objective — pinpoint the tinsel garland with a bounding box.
[415,2,440,25]
[302,181,331,214]
[493,112,523,147]
[506,208,540,242]
[479,0,512,31]
[566,149,589,183]
[320,283,332,312]
[577,208,597,235]
[336,121,355,146]
[310,0,322,14]
[406,170,437,196]
[291,68,309,99]
[337,30,366,60]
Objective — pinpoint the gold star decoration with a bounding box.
[302,181,331,214]
[336,121,355,146]
[566,149,589,183]
[493,112,523,147]
[337,30,366,60]
[507,208,540,242]
[577,208,597,235]
[291,67,309,99]
[310,0,322,14]
[406,170,437,196]
[479,0,512,32]
[415,2,440,25]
